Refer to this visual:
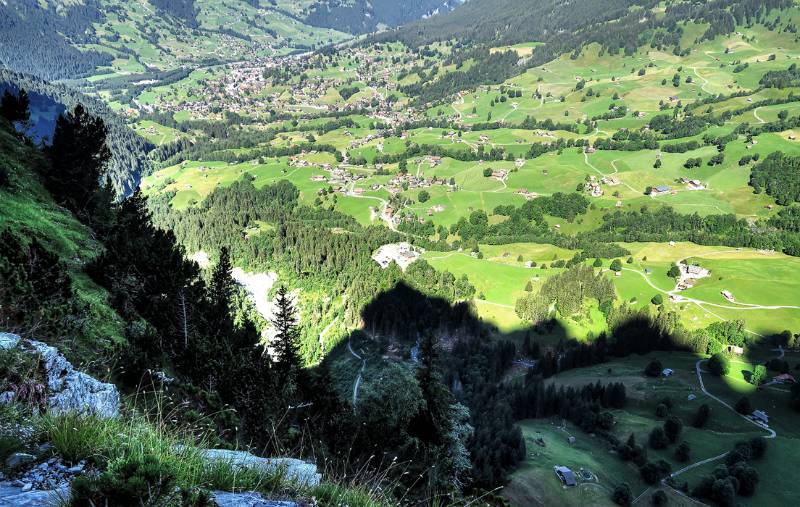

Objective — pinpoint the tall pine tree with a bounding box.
[271,285,302,384]
[45,104,111,215]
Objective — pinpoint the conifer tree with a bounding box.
[0,89,30,124]
[271,285,302,383]
[209,247,234,318]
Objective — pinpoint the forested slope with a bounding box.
[0,70,153,196]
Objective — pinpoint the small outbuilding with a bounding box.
[752,410,769,425]
[554,466,577,487]
[662,368,674,377]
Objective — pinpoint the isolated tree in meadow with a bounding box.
[650,490,667,505]
[644,359,663,377]
[734,396,752,415]
[610,258,623,272]
[612,483,632,506]
[667,265,681,278]
[693,403,711,428]
[648,426,669,449]
[651,294,664,305]
[664,416,683,443]
[750,364,767,386]
[675,441,691,462]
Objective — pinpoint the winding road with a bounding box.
[347,338,366,411]
[668,357,776,480]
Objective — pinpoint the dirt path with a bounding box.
[583,152,642,194]
[753,107,766,124]
[690,66,713,94]
[669,358,777,479]
[347,338,366,411]
[621,268,800,311]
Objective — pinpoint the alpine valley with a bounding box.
[2,1,800,506]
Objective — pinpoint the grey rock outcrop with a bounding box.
[0,333,119,418]
[212,491,298,507]
[0,483,67,507]
[197,449,320,487]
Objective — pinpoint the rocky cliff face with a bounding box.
[0,333,120,418]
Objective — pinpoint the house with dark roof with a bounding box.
[554,466,577,487]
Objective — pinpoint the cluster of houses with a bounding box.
[371,242,421,272]
[516,188,539,200]
[676,263,710,291]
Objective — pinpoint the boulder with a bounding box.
[212,491,298,507]
[0,333,20,350]
[197,449,320,487]
[5,453,35,470]
[0,333,119,418]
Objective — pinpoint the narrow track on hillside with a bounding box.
[347,338,366,411]
[667,357,776,481]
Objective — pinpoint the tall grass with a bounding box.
[38,411,291,496]
[35,404,395,507]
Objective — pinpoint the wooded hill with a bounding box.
[0,70,153,196]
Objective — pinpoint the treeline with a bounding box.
[749,151,800,205]
[450,192,589,244]
[581,206,800,257]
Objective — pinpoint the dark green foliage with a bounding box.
[0,228,76,336]
[650,489,667,506]
[650,294,663,305]
[516,265,615,324]
[734,396,752,415]
[760,63,800,89]
[750,152,800,205]
[150,0,198,27]
[644,359,663,377]
[69,454,209,507]
[663,416,682,443]
[0,2,112,80]
[692,404,710,428]
[707,353,730,376]
[0,88,29,124]
[43,104,110,215]
[612,483,632,506]
[675,441,691,462]
[639,459,671,485]
[648,426,669,449]
[271,285,303,385]
[1,70,154,195]
[306,0,449,34]
[693,438,767,504]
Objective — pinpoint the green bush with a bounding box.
[644,359,663,377]
[70,454,186,507]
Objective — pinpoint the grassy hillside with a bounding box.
[0,121,124,362]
